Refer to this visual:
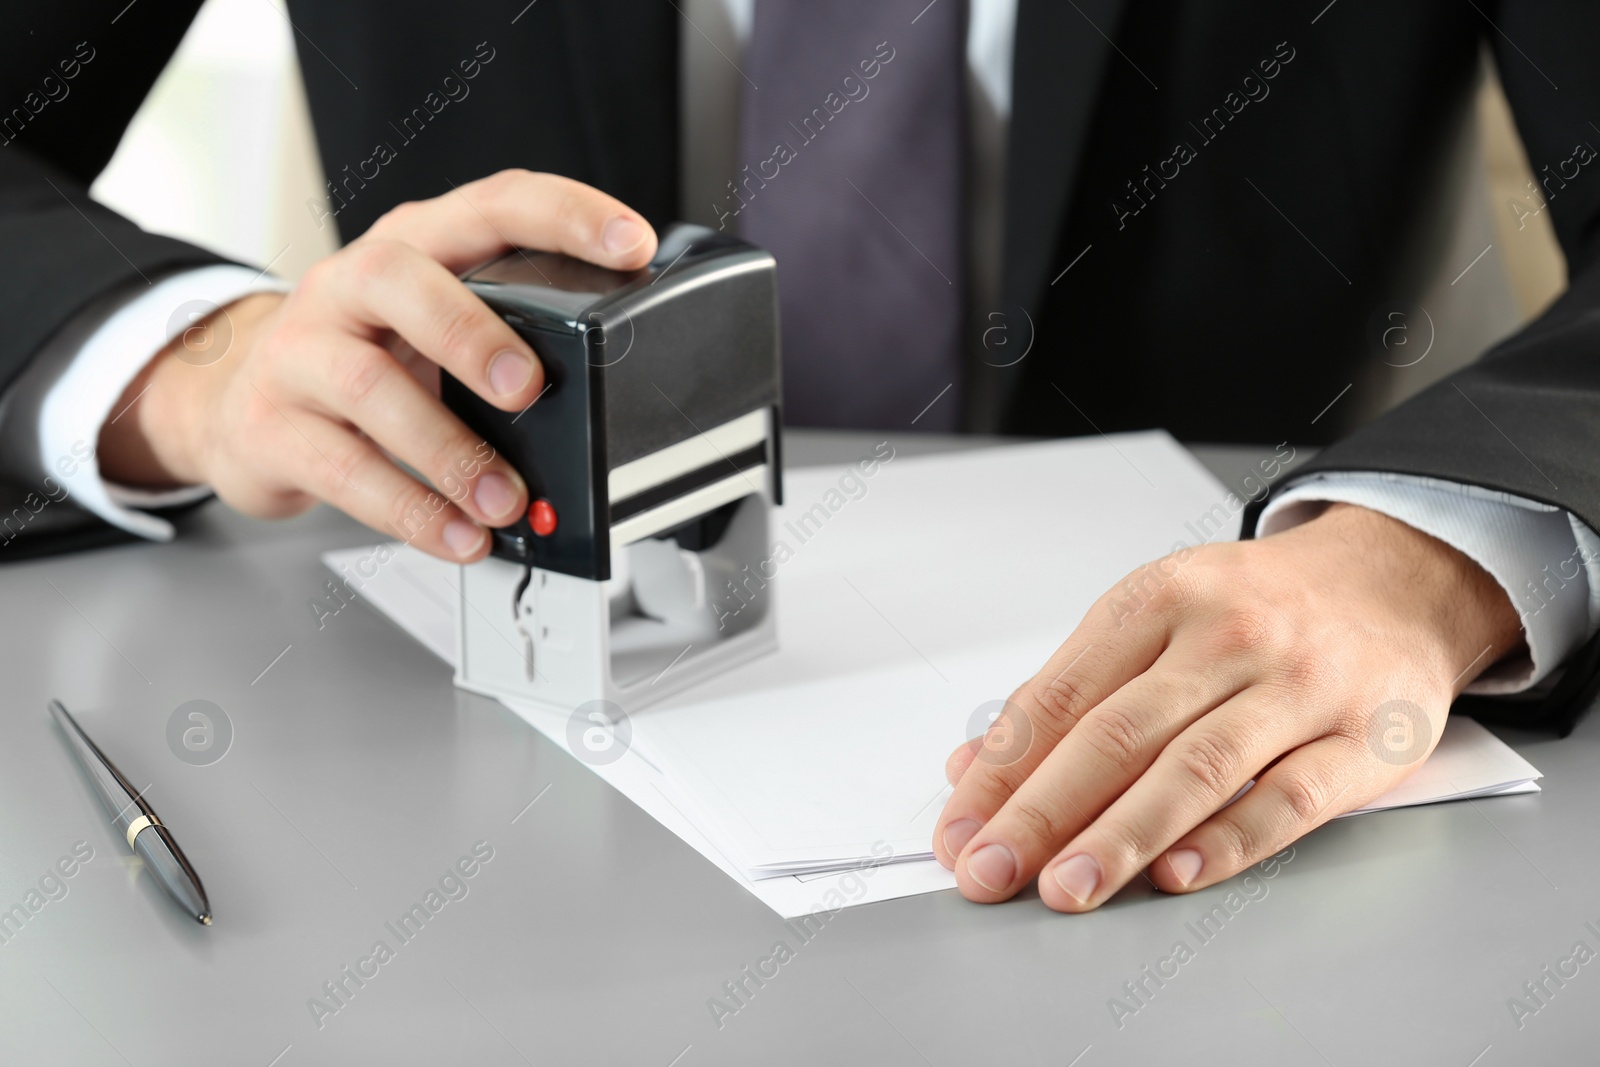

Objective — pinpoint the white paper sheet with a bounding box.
[326,432,1542,917]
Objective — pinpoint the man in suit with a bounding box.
[3,0,1597,911]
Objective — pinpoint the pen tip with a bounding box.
[200,915,213,926]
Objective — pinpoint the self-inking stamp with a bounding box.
[442,224,782,714]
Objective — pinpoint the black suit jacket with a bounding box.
[5,1,1600,728]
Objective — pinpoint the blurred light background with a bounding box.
[93,0,337,282]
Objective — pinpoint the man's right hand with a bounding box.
[98,169,658,561]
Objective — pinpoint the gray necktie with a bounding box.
[735,0,968,431]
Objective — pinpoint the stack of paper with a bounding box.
[326,432,1541,917]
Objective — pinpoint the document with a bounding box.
[326,432,1542,917]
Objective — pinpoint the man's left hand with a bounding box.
[933,502,1524,910]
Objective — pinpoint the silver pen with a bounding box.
[48,699,212,925]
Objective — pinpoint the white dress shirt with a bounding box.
[2,0,1594,696]
[0,265,286,540]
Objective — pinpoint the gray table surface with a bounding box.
[0,432,1589,1066]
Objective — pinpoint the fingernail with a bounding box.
[1052,853,1101,905]
[443,519,486,557]
[473,472,518,520]
[602,216,647,256]
[942,819,980,859]
[488,349,535,396]
[966,843,1017,893]
[1167,848,1203,887]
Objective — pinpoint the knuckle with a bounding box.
[371,199,425,234]
[1270,764,1332,824]
[1158,554,1218,610]
[1205,604,1281,658]
[478,168,535,212]
[969,767,1024,814]
[1104,564,1170,622]
[1275,647,1339,697]
[387,488,443,541]
[1078,705,1146,772]
[429,299,491,366]
[1207,812,1261,870]
[489,167,533,191]
[240,387,280,434]
[260,316,307,360]
[1004,794,1069,849]
[297,256,338,295]
[1098,819,1156,866]
[332,346,392,408]
[312,441,367,500]
[1153,562,1202,611]
[1026,673,1093,734]
[426,435,483,503]
[551,179,591,236]
[1169,731,1243,797]
[344,239,407,289]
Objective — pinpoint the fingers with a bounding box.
[309,240,546,413]
[945,738,979,787]
[371,169,658,273]
[297,339,529,528]
[189,170,661,548]
[1145,735,1381,896]
[932,614,1169,870]
[242,399,491,563]
[1031,692,1332,912]
[945,651,1249,902]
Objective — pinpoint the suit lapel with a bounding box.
[557,0,680,225]
[1004,0,1129,314]
[973,0,1127,429]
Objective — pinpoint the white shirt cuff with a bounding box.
[1259,472,1600,696]
[0,266,287,542]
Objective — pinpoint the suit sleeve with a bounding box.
[0,3,224,394]
[1244,3,1600,733]
[0,2,231,555]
